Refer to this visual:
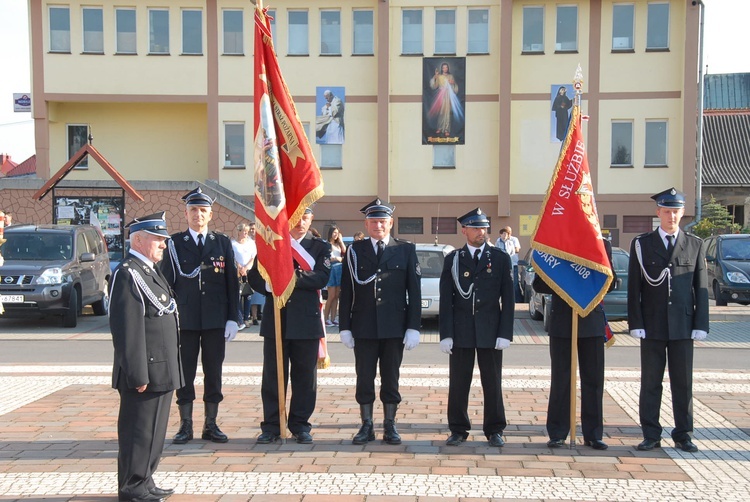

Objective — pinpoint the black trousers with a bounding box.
[353,337,405,405]
[261,337,319,435]
[546,336,605,441]
[176,328,225,405]
[448,347,507,438]
[118,389,173,499]
[639,338,694,442]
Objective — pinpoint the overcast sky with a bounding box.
[1,0,747,161]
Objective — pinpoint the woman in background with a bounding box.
[323,225,346,326]
[231,223,256,329]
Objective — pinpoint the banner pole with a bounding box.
[274,301,287,442]
[569,313,579,447]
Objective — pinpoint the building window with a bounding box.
[149,9,169,54]
[353,9,374,55]
[182,10,202,55]
[267,9,277,45]
[612,4,634,51]
[116,8,137,54]
[402,9,423,55]
[647,3,670,50]
[467,9,489,55]
[320,144,342,169]
[398,217,424,235]
[434,9,456,55]
[556,5,578,52]
[623,215,653,234]
[49,6,71,53]
[223,10,243,55]
[433,145,455,169]
[224,123,245,168]
[320,10,341,55]
[432,217,457,235]
[645,120,667,166]
[522,6,544,53]
[288,10,309,56]
[611,121,633,167]
[67,124,89,168]
[82,7,103,54]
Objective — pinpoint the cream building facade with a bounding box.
[26,0,701,249]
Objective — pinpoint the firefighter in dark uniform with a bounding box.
[248,207,331,444]
[439,208,515,447]
[628,187,709,453]
[110,212,183,502]
[533,240,616,451]
[339,198,422,445]
[160,187,240,444]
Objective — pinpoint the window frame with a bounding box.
[82,6,104,54]
[644,120,668,167]
[467,8,489,55]
[522,5,544,54]
[432,217,457,235]
[555,5,578,52]
[49,6,71,53]
[434,8,457,55]
[433,145,456,169]
[148,8,170,55]
[610,120,634,168]
[320,9,341,56]
[352,9,374,56]
[612,3,635,52]
[319,144,343,169]
[181,9,203,55]
[398,217,424,235]
[67,124,89,169]
[222,9,244,55]
[646,2,670,51]
[224,122,245,169]
[288,10,309,56]
[115,8,137,55]
[401,9,423,55]
[267,9,277,46]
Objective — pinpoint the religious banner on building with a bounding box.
[315,86,345,145]
[422,57,465,145]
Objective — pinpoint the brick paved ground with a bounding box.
[0,304,748,501]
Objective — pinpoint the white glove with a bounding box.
[691,330,708,341]
[404,329,420,351]
[630,329,646,339]
[495,338,511,350]
[265,282,272,293]
[440,338,453,355]
[340,330,355,349]
[225,320,239,341]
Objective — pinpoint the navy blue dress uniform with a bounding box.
[628,188,709,453]
[532,240,615,450]
[159,187,239,444]
[248,220,331,444]
[110,213,183,502]
[438,208,515,447]
[339,199,422,445]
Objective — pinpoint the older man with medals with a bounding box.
[339,198,422,445]
[438,208,515,447]
[110,212,183,502]
[628,187,709,453]
[160,187,240,444]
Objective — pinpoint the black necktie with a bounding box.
[473,248,481,266]
[377,240,384,259]
[197,233,204,254]
[666,234,674,256]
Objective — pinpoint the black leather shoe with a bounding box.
[172,419,193,444]
[674,440,699,452]
[446,433,468,446]
[202,421,229,443]
[584,439,608,450]
[293,431,313,444]
[488,433,505,447]
[119,494,164,502]
[353,420,375,445]
[547,438,565,448]
[149,486,174,497]
[256,431,280,444]
[383,419,402,445]
[637,438,661,451]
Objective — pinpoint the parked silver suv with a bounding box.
[0,224,110,327]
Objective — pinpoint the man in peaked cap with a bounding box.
[110,212,183,501]
[159,187,240,444]
[438,208,515,447]
[628,187,708,453]
[339,198,422,445]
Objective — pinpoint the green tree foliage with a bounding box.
[693,195,741,238]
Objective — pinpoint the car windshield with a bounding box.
[2,233,73,261]
[417,250,445,278]
[611,252,629,274]
[720,239,750,260]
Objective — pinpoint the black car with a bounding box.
[703,234,750,306]
[0,224,110,327]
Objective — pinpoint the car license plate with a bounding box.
[421,299,431,308]
[0,295,24,303]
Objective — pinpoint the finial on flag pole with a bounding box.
[573,64,584,107]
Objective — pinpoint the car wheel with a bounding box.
[92,280,109,316]
[714,282,727,306]
[543,299,551,333]
[529,296,543,320]
[63,288,80,328]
